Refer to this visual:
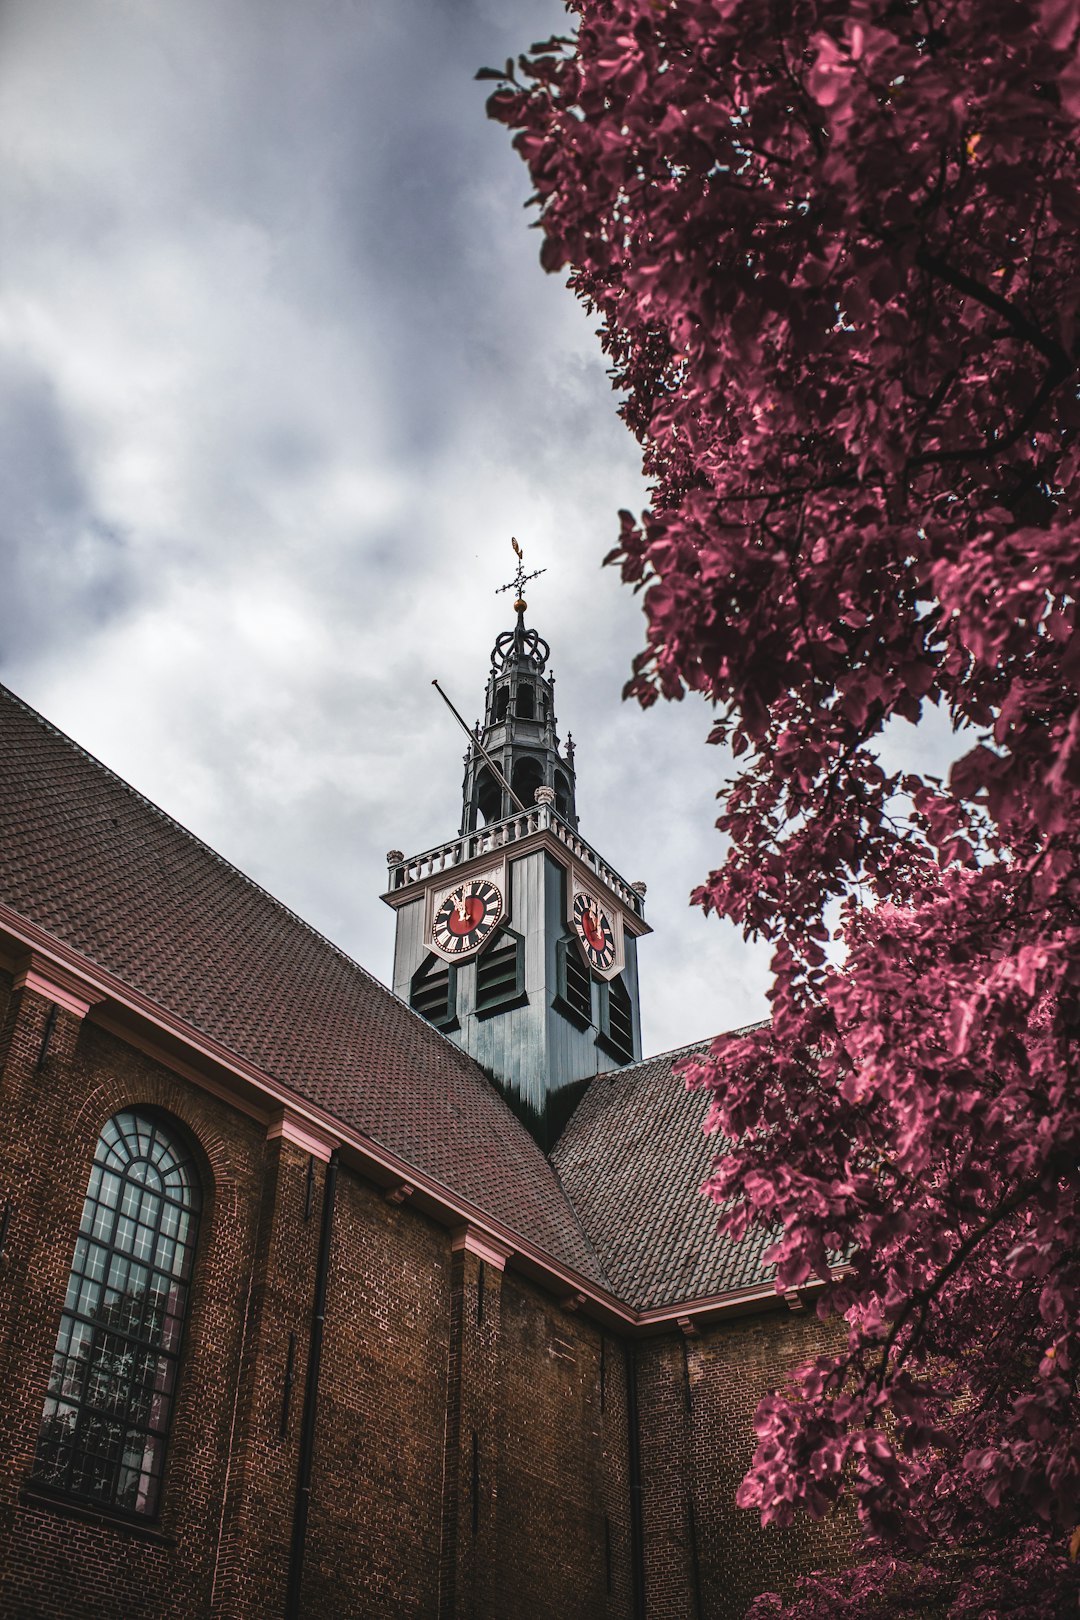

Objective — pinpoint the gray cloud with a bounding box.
[0,0,963,1059]
[0,355,137,657]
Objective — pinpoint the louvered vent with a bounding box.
[561,939,592,1024]
[475,929,524,1014]
[603,975,634,1063]
[410,955,455,1028]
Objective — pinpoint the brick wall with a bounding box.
[636,1311,853,1620]
[0,979,268,1618]
[0,980,641,1620]
[300,1171,450,1618]
[0,970,848,1619]
[493,1274,633,1620]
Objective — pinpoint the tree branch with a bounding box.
[916,247,1072,371]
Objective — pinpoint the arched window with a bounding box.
[554,771,571,821]
[511,756,544,810]
[476,767,503,825]
[515,682,535,720]
[33,1110,202,1517]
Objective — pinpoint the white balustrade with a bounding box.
[386,805,644,917]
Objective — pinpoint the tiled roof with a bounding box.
[551,1033,774,1310]
[0,684,605,1284]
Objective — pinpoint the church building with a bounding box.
[0,578,846,1618]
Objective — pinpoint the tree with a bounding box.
[484,2,1080,1612]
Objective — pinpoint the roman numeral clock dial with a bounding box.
[573,891,616,971]
[432,878,504,957]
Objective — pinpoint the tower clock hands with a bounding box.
[432,877,504,956]
[573,890,617,971]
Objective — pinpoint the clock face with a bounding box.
[573,891,616,971]
[432,878,504,956]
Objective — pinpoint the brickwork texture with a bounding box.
[0,972,849,1617]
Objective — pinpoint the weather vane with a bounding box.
[496,536,546,613]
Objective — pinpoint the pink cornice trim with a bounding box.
[636,1277,825,1330]
[0,902,785,1332]
[91,1011,270,1126]
[13,965,97,1020]
[451,1226,514,1271]
[267,1111,338,1162]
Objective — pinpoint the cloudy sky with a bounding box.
[0,0,787,1056]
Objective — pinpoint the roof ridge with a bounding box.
[0,679,464,1051]
[604,1021,770,1080]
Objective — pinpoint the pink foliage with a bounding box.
[487,1,1080,1611]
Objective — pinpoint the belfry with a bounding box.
[383,544,649,1142]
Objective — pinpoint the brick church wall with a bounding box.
[495,1274,632,1619]
[0,968,849,1619]
[636,1313,853,1620]
[300,1171,451,1618]
[0,979,640,1620]
[0,978,269,1619]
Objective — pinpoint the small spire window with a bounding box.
[476,768,503,826]
[511,756,543,810]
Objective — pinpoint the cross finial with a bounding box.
[496,537,546,614]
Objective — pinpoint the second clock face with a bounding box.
[573,891,616,971]
[432,878,504,956]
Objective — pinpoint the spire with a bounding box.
[459,542,579,834]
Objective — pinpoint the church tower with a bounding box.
[382,548,649,1144]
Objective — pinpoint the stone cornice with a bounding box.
[267,1109,338,1162]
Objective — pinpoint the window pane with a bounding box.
[32,1110,201,1516]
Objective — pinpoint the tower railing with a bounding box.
[386,805,645,919]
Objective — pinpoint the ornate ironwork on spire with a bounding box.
[492,539,550,670]
[490,617,550,674]
[496,536,546,612]
[460,542,578,834]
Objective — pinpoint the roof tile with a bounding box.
[0,684,603,1283]
[551,1034,774,1310]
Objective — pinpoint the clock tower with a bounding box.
[382,551,648,1145]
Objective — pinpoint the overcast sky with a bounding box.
[2,0,919,1059]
